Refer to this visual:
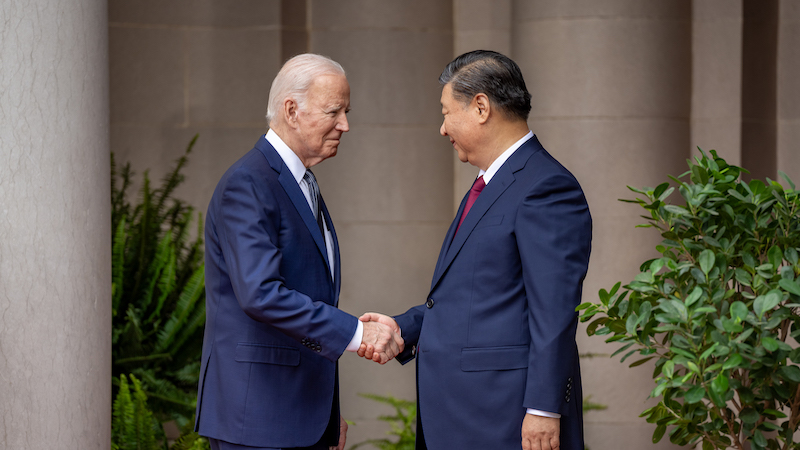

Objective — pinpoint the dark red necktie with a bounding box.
[455,176,485,235]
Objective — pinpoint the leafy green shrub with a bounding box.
[350,394,416,450]
[112,373,209,450]
[112,135,206,427]
[112,374,165,450]
[578,149,800,449]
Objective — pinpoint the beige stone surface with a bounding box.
[778,121,800,183]
[187,28,281,125]
[111,125,265,214]
[310,0,452,29]
[454,0,511,31]
[515,19,691,119]
[314,125,454,223]
[110,27,185,124]
[109,0,280,27]
[513,0,691,21]
[528,118,690,214]
[102,1,800,449]
[0,0,111,448]
[312,29,453,127]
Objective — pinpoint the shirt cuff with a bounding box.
[344,320,364,352]
[526,408,561,419]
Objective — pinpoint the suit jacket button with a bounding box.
[426,298,434,308]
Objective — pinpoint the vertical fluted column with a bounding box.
[691,0,743,163]
[452,0,513,210]
[512,1,691,449]
[0,0,111,448]
[777,0,800,181]
[306,0,453,444]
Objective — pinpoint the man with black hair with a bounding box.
[360,50,592,450]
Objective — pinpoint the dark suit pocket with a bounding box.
[235,343,300,366]
[475,215,504,229]
[461,345,528,372]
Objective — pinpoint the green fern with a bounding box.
[350,394,416,450]
[112,135,206,425]
[112,374,166,450]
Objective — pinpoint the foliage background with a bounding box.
[579,150,800,449]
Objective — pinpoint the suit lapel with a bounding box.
[430,191,468,290]
[429,136,544,293]
[256,137,332,278]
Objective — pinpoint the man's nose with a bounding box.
[439,121,446,136]
[337,113,349,132]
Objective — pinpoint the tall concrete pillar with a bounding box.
[306,0,453,443]
[0,0,111,448]
[452,0,513,210]
[512,1,690,449]
[778,0,800,182]
[691,0,743,163]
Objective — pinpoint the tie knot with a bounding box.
[471,176,486,193]
[303,169,317,185]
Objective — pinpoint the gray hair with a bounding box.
[266,53,346,125]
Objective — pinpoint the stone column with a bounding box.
[452,0,513,210]
[778,0,800,182]
[691,0,743,163]
[741,0,779,181]
[512,1,691,449]
[306,0,453,444]
[0,0,111,448]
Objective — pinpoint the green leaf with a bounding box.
[662,361,675,378]
[768,245,784,271]
[685,385,705,404]
[652,424,667,443]
[722,353,743,370]
[779,278,800,296]
[740,407,759,424]
[753,430,767,447]
[780,365,800,382]
[698,249,715,275]
[684,287,702,307]
[762,336,779,352]
[754,290,782,319]
[711,372,729,395]
[629,356,655,368]
[626,313,639,335]
[730,301,749,322]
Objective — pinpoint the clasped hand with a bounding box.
[357,312,403,364]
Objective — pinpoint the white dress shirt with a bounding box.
[266,130,363,352]
[476,131,561,419]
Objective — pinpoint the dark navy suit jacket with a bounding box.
[395,136,592,450]
[195,135,358,447]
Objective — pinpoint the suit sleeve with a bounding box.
[517,171,591,415]
[217,169,358,362]
[393,304,427,364]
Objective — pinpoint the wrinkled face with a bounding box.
[439,83,478,165]
[294,74,350,167]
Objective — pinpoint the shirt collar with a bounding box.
[266,129,306,184]
[479,130,534,185]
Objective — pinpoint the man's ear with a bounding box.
[473,93,490,124]
[283,98,299,128]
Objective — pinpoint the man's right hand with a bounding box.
[358,313,405,364]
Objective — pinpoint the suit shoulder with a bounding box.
[522,147,584,191]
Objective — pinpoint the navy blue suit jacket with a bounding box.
[395,136,592,450]
[195,136,358,447]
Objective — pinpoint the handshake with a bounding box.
[357,312,403,364]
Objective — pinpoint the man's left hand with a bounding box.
[330,415,347,450]
[522,414,559,450]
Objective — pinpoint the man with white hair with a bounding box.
[194,53,404,450]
